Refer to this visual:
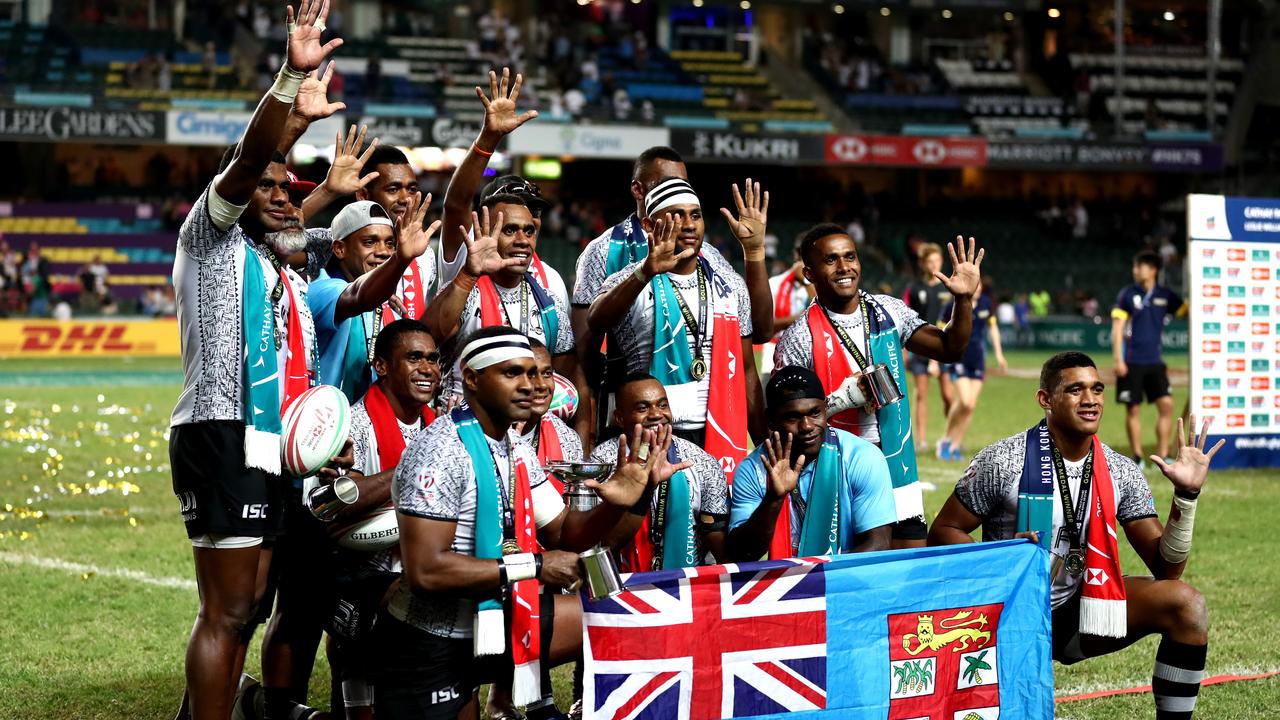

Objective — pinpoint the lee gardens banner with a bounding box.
[1186,194,1280,468]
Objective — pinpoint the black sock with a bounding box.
[1152,638,1207,719]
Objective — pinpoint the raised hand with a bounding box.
[1150,415,1225,495]
[395,192,441,261]
[285,0,343,74]
[935,235,985,300]
[719,177,770,258]
[592,426,665,508]
[644,424,693,489]
[462,207,524,278]
[476,67,538,141]
[321,123,380,194]
[292,61,346,121]
[640,214,696,279]
[762,431,805,500]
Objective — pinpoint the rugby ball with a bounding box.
[332,503,400,551]
[281,385,351,478]
[548,372,578,420]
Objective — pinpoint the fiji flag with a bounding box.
[582,540,1052,720]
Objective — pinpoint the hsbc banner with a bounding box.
[1187,193,1280,469]
[0,105,163,144]
[988,140,1223,172]
[671,130,826,164]
[825,134,987,168]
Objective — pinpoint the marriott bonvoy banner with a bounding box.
[1187,194,1280,468]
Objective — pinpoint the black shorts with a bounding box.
[170,421,287,540]
[260,492,338,620]
[1116,363,1172,405]
[891,515,928,540]
[369,615,484,720]
[1051,590,1087,665]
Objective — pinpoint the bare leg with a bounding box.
[938,372,955,418]
[184,544,271,720]
[1154,395,1175,459]
[911,372,929,450]
[944,378,983,451]
[1126,404,1144,460]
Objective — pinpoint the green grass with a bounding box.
[1,351,1276,718]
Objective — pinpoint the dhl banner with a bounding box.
[0,319,180,357]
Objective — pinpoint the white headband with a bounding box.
[461,332,534,370]
[644,178,700,218]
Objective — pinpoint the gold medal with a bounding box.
[502,539,521,556]
[1064,549,1085,577]
[690,357,708,380]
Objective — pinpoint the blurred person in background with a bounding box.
[937,278,1007,461]
[902,243,955,456]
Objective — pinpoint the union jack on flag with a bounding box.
[582,558,828,720]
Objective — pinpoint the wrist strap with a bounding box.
[501,552,539,584]
[270,63,307,104]
[472,143,494,158]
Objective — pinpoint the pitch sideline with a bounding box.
[0,550,195,590]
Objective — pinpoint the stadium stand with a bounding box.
[1069,50,1241,137]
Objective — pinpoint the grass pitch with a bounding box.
[0,351,1276,719]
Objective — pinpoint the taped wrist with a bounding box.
[1159,494,1198,565]
[270,63,307,104]
[501,552,539,584]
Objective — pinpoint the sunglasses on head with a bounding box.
[493,179,542,198]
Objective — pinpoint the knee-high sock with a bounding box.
[1152,638,1206,720]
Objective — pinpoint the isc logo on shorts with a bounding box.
[431,685,462,705]
[178,492,198,522]
[242,503,269,519]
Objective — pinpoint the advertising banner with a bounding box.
[166,110,252,146]
[1001,319,1188,352]
[671,129,826,164]
[988,141,1223,172]
[825,133,988,167]
[0,319,180,357]
[506,124,670,159]
[1187,193,1280,468]
[0,105,164,144]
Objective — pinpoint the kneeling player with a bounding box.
[929,351,1222,720]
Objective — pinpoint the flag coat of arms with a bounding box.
[582,540,1051,720]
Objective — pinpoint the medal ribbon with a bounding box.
[1051,438,1093,571]
[669,265,709,370]
[821,292,873,372]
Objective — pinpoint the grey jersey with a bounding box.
[955,431,1157,608]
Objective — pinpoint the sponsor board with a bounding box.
[509,124,670,159]
[825,134,987,168]
[0,105,164,144]
[166,110,252,146]
[988,140,1223,172]
[670,129,826,164]
[0,320,180,357]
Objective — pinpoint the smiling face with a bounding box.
[612,378,673,433]
[373,330,440,411]
[803,233,861,311]
[333,224,395,279]
[528,345,555,419]
[465,356,537,425]
[1039,366,1105,440]
[358,163,421,222]
[493,202,538,280]
[768,397,828,461]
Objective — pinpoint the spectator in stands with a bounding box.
[996,295,1016,326]
[563,86,586,118]
[0,237,18,291]
[1029,289,1052,317]
[157,285,176,317]
[20,242,51,317]
[365,54,382,100]
[1069,199,1089,240]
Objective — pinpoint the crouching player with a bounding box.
[323,319,440,718]
[929,352,1222,720]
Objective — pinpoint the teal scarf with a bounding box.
[797,428,842,556]
[864,295,921,513]
[339,311,373,403]
[1016,421,1055,551]
[605,213,645,276]
[649,258,710,385]
[242,244,282,474]
[660,442,697,568]
[453,407,506,652]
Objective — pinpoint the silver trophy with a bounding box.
[545,461,624,600]
[308,474,360,522]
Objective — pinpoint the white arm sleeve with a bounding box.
[532,480,566,528]
[207,174,249,232]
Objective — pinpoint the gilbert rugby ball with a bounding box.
[548,372,578,420]
[332,502,400,551]
[281,385,351,477]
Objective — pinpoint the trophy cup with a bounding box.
[545,461,624,600]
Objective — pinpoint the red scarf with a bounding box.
[806,304,861,435]
[363,380,435,472]
[774,273,798,320]
[703,307,748,481]
[529,253,550,289]
[280,271,311,412]
[1079,435,1127,637]
[769,503,793,560]
[383,259,425,324]
[534,414,565,494]
[509,452,543,704]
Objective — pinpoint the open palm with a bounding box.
[719,177,770,255]
[285,0,342,74]
[477,67,538,138]
[763,431,804,499]
[396,193,441,261]
[323,124,379,194]
[936,235,985,299]
[1151,415,1225,494]
[462,208,523,277]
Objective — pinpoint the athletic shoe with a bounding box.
[231,674,263,720]
[948,445,964,462]
[568,699,583,720]
[525,699,568,720]
[936,438,952,460]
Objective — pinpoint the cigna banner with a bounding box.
[0,320,180,357]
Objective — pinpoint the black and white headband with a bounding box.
[461,331,534,370]
[644,178,700,218]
